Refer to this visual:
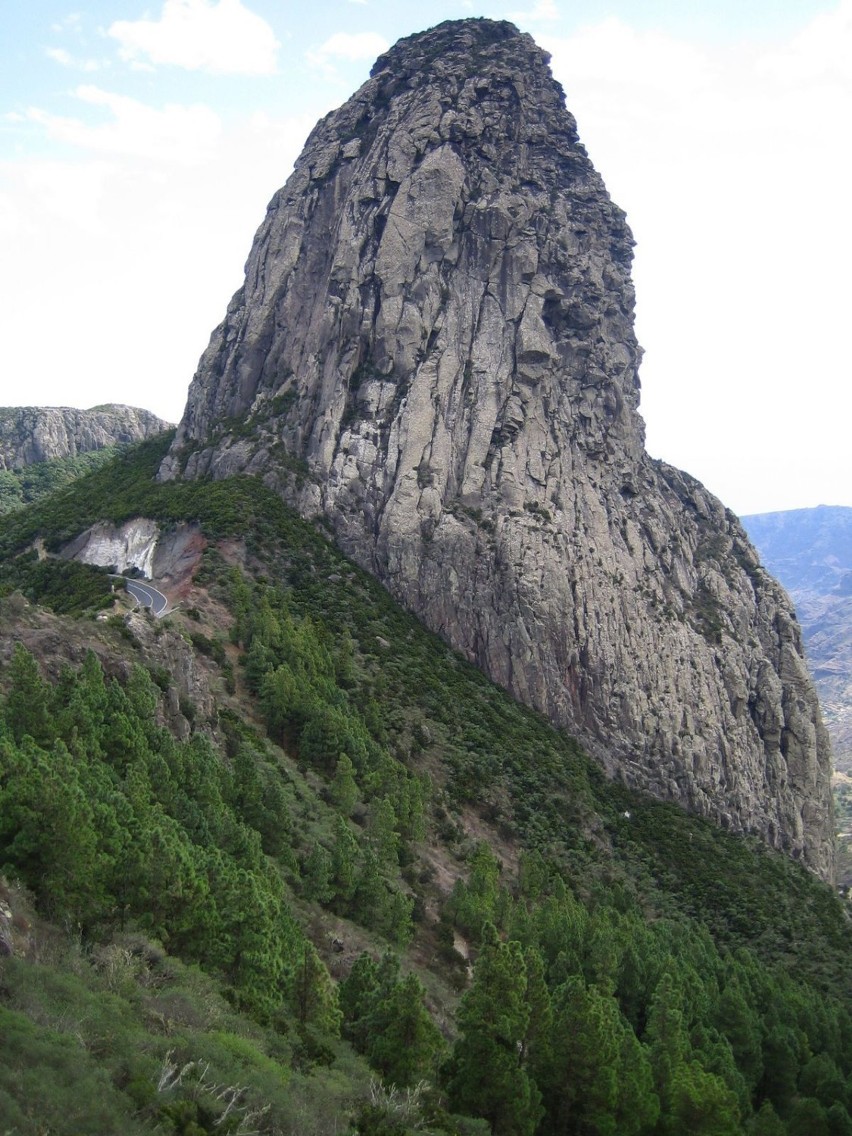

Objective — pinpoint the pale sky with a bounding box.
[1,0,850,516]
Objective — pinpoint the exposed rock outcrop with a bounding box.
[159,19,835,878]
[0,404,169,470]
[62,518,162,578]
[62,518,205,591]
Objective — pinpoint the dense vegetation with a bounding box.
[836,776,852,893]
[1,437,852,1134]
[0,446,120,515]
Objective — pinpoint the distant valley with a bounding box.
[743,506,852,771]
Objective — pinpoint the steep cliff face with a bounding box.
[0,404,169,470]
[160,19,834,879]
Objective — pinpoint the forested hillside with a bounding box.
[1,436,851,1136]
[0,447,120,515]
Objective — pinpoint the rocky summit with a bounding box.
[160,19,834,879]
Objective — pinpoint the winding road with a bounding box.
[122,578,170,617]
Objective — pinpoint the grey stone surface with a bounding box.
[0,404,170,470]
[160,19,835,879]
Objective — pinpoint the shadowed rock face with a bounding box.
[160,19,835,879]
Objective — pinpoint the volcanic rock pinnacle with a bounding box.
[160,19,835,880]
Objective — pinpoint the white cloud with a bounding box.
[45,45,102,72]
[308,31,389,64]
[541,6,852,514]
[26,86,222,165]
[758,0,852,81]
[543,18,709,97]
[0,102,314,422]
[46,46,72,66]
[508,0,559,24]
[0,158,110,238]
[108,0,279,75]
[306,31,390,81]
[50,13,82,34]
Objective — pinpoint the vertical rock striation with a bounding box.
[160,19,835,879]
[0,404,170,469]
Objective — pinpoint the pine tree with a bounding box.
[691,1023,750,1118]
[340,952,380,1050]
[4,643,53,746]
[367,972,443,1087]
[331,814,360,904]
[517,850,549,903]
[799,1052,847,1112]
[386,889,414,947]
[667,1061,742,1136]
[124,662,159,720]
[0,736,107,925]
[447,842,502,941]
[786,1097,829,1136]
[444,928,542,1136]
[303,843,334,903]
[645,969,690,1117]
[331,753,359,815]
[521,946,552,1085]
[751,1100,787,1136]
[539,976,621,1136]
[290,940,342,1036]
[757,1023,800,1116]
[614,1024,660,1136]
[203,851,298,1019]
[826,1103,852,1136]
[369,796,400,866]
[354,848,387,924]
[713,976,763,1093]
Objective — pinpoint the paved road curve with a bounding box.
[123,579,169,617]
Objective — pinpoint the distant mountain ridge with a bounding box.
[742,506,852,773]
[742,506,852,600]
[0,404,170,471]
